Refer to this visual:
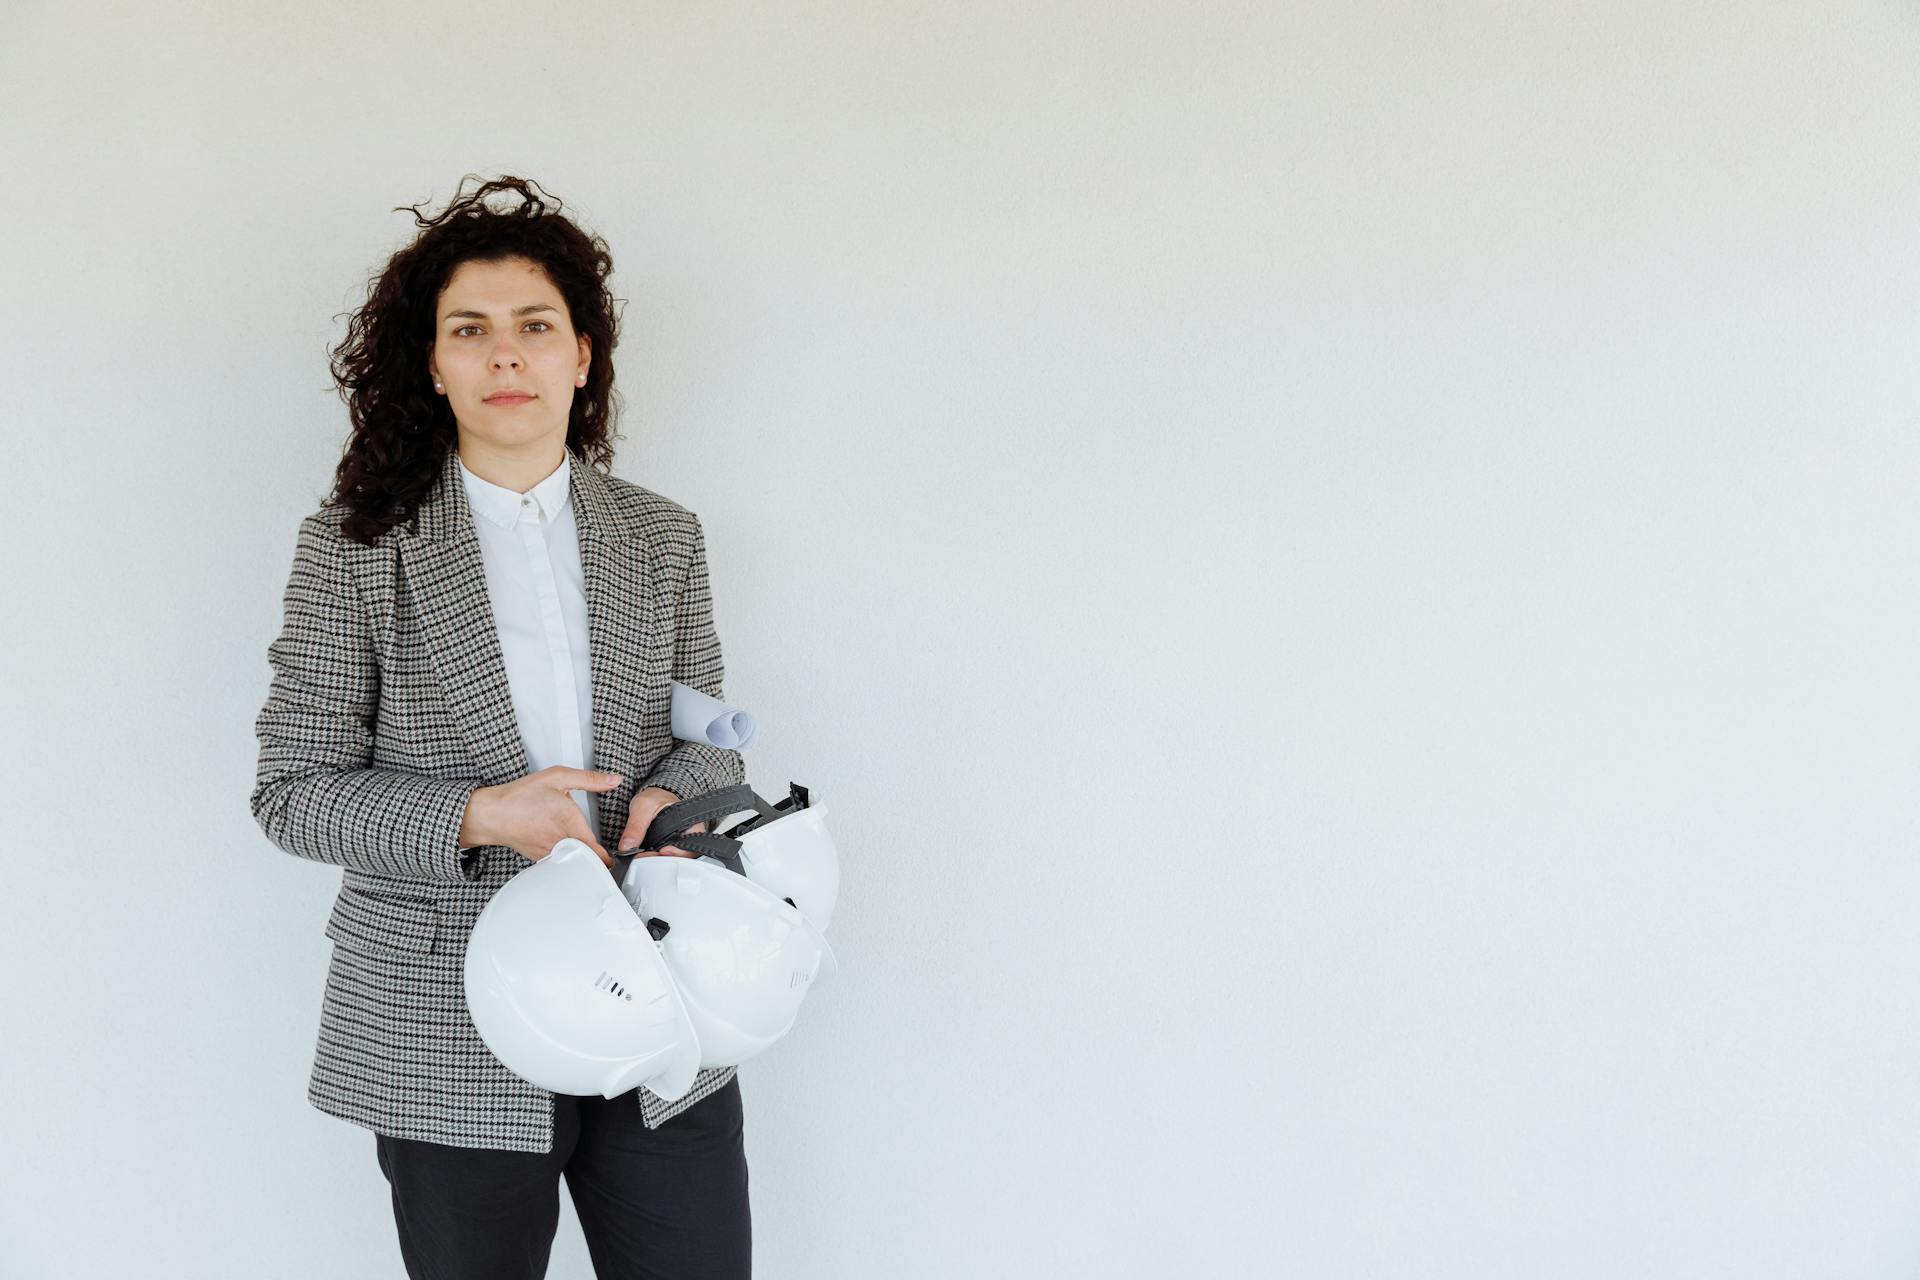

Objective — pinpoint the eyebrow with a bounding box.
[442,304,560,322]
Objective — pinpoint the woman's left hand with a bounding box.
[618,786,709,857]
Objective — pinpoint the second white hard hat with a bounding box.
[717,785,841,931]
[620,851,837,1072]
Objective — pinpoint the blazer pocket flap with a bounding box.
[324,886,440,956]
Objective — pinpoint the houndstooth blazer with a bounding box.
[250,444,746,1154]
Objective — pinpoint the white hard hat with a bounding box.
[463,838,703,1102]
[620,854,837,1071]
[735,802,839,929]
[659,782,842,931]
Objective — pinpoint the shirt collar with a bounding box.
[457,450,571,529]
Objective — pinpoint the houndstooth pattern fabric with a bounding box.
[251,445,746,1153]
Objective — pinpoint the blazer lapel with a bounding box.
[397,447,666,834]
[569,450,670,846]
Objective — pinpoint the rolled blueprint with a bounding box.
[670,681,759,750]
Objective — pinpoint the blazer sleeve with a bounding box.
[641,512,747,804]
[249,511,489,884]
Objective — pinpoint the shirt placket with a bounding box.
[515,497,594,832]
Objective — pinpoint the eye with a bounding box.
[452,321,553,337]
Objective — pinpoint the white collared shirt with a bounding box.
[456,450,601,843]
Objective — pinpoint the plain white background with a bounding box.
[3,2,1917,1276]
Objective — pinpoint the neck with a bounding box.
[455,434,567,493]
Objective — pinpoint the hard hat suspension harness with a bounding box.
[626,783,818,884]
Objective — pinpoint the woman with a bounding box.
[249,175,753,1279]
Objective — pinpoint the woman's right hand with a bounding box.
[459,766,624,870]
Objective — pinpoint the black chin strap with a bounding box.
[614,781,817,885]
[714,782,812,841]
[621,782,811,877]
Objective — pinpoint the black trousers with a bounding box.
[374,1076,751,1279]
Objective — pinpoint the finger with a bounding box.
[617,814,658,853]
[617,800,666,854]
[560,768,625,791]
[567,823,616,869]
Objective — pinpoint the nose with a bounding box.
[489,340,524,371]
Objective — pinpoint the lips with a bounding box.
[484,391,535,404]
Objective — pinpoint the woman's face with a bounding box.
[428,256,590,453]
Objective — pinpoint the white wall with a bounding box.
[3,2,1917,1276]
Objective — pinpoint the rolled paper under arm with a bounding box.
[669,681,759,750]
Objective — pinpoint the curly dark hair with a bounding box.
[325,174,624,546]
